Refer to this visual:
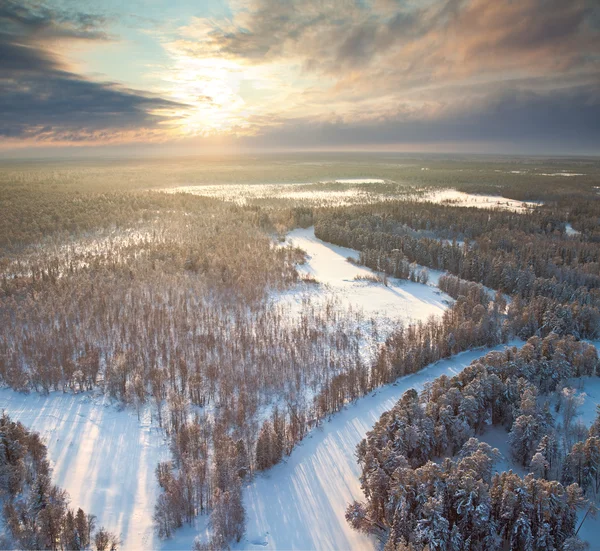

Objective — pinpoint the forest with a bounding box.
[347,335,599,551]
[1,154,600,549]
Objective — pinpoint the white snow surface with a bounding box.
[479,425,528,478]
[161,182,388,206]
[333,178,385,184]
[236,341,523,551]
[279,226,450,324]
[0,392,171,550]
[424,189,540,212]
[540,172,584,177]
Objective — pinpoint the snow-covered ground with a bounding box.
[333,178,385,184]
[565,223,581,236]
[540,172,585,177]
[276,227,450,326]
[423,189,540,212]
[0,391,171,550]
[161,182,390,206]
[160,183,541,212]
[479,425,527,478]
[236,342,523,551]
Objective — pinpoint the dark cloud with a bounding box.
[241,86,600,153]
[169,0,599,153]
[193,0,599,77]
[0,0,111,42]
[0,0,186,141]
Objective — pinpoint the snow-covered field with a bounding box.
[276,227,450,326]
[423,189,540,212]
[333,178,385,184]
[160,180,544,213]
[161,181,390,206]
[540,172,585,177]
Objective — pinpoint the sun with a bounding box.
[163,56,253,136]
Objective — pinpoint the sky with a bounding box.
[1,0,599,156]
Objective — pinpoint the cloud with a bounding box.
[180,0,599,78]
[236,85,600,153]
[0,0,186,142]
[0,0,111,42]
[3,0,599,151]
[160,0,600,151]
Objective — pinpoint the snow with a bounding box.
[161,182,388,206]
[333,178,385,184]
[540,172,584,177]
[564,376,600,430]
[236,341,523,551]
[0,342,521,551]
[0,391,169,550]
[278,226,451,325]
[159,183,544,213]
[565,223,581,236]
[479,425,527,478]
[423,189,540,212]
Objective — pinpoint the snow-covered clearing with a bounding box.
[236,341,523,551]
[479,425,528,478]
[160,183,544,213]
[277,227,450,325]
[540,172,585,177]
[566,223,581,236]
[161,182,390,206]
[333,178,385,184]
[0,391,170,550]
[423,189,540,212]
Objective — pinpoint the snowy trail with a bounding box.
[237,341,523,551]
[0,391,169,550]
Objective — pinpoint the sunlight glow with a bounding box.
[165,55,255,135]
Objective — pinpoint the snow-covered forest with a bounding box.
[347,335,599,550]
[1,155,600,550]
